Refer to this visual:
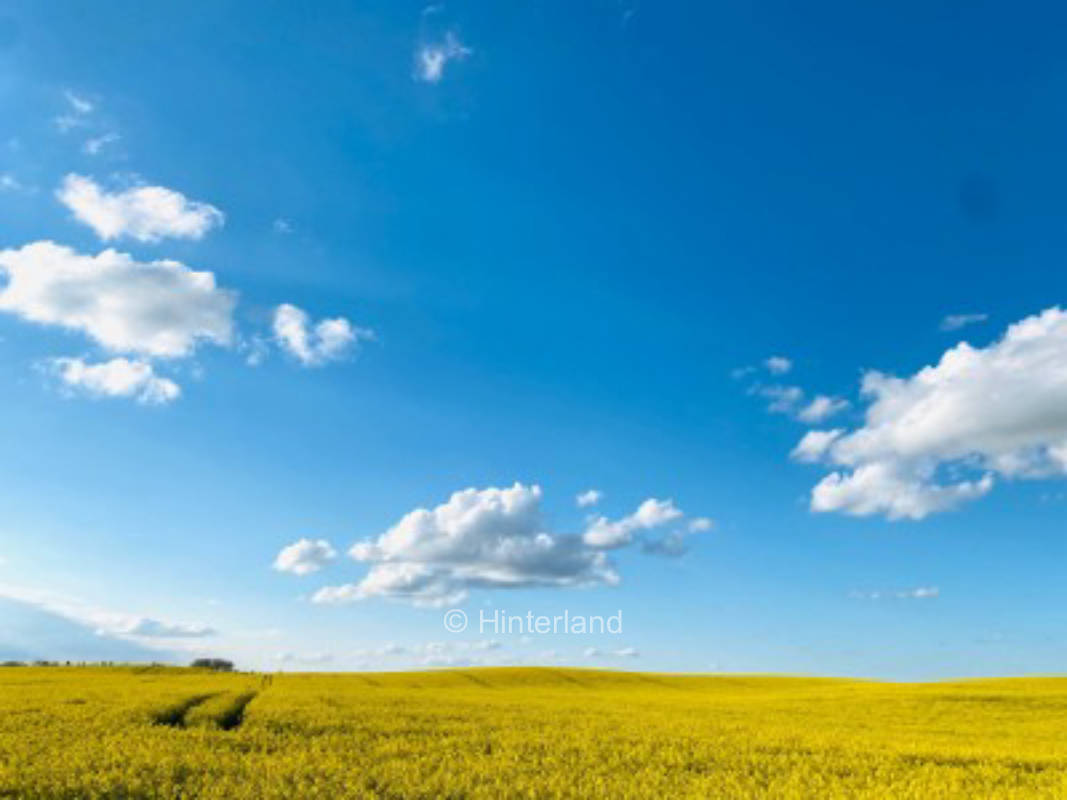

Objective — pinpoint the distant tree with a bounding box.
[191,658,234,672]
[0,661,25,667]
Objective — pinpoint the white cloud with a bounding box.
[688,517,713,532]
[63,90,94,115]
[940,313,988,332]
[576,489,603,508]
[0,583,215,640]
[796,394,849,424]
[799,307,1067,519]
[313,483,619,607]
[0,173,21,191]
[275,651,333,665]
[272,303,374,367]
[55,90,94,132]
[791,429,844,463]
[850,586,940,600]
[582,498,683,549]
[584,646,639,659]
[57,174,224,243]
[757,384,804,415]
[0,241,235,358]
[415,32,472,83]
[764,355,792,374]
[273,538,337,576]
[272,218,294,234]
[640,531,687,557]
[82,132,120,156]
[49,357,180,405]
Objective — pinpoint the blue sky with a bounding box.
[1,0,1066,679]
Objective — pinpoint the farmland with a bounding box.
[1,666,1065,798]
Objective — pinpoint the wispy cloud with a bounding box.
[414,31,472,83]
[940,313,988,332]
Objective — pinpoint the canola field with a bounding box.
[1,666,1066,799]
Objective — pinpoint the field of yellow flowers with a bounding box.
[0,665,1065,798]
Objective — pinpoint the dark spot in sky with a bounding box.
[0,18,19,51]
[958,173,999,224]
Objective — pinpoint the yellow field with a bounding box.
[1,666,1066,798]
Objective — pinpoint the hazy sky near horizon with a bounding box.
[2,0,1067,679]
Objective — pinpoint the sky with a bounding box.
[1,0,1066,680]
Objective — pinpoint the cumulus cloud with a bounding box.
[791,429,844,463]
[313,483,620,607]
[49,357,180,405]
[272,303,374,367]
[798,307,1067,519]
[940,313,988,332]
[57,174,224,242]
[764,356,792,374]
[414,32,472,83]
[576,489,603,508]
[0,173,21,191]
[0,241,235,358]
[273,538,337,576]
[582,498,683,549]
[796,394,849,424]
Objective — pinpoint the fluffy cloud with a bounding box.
[796,394,850,424]
[273,538,337,576]
[940,313,988,332]
[756,384,847,423]
[576,489,603,508]
[791,429,844,463]
[583,498,683,549]
[57,174,224,242]
[272,303,374,367]
[0,241,236,358]
[313,483,620,607]
[799,307,1067,519]
[49,357,180,405]
[414,32,472,83]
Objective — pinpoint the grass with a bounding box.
[0,665,1065,798]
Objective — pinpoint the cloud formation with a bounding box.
[49,357,180,405]
[0,583,215,640]
[582,498,682,549]
[415,32,471,83]
[273,303,374,367]
[940,313,988,332]
[0,241,236,358]
[313,483,620,607]
[576,489,603,508]
[273,538,337,576]
[764,355,792,375]
[798,307,1067,519]
[57,174,224,242]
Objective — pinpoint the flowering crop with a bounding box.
[0,665,1065,798]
